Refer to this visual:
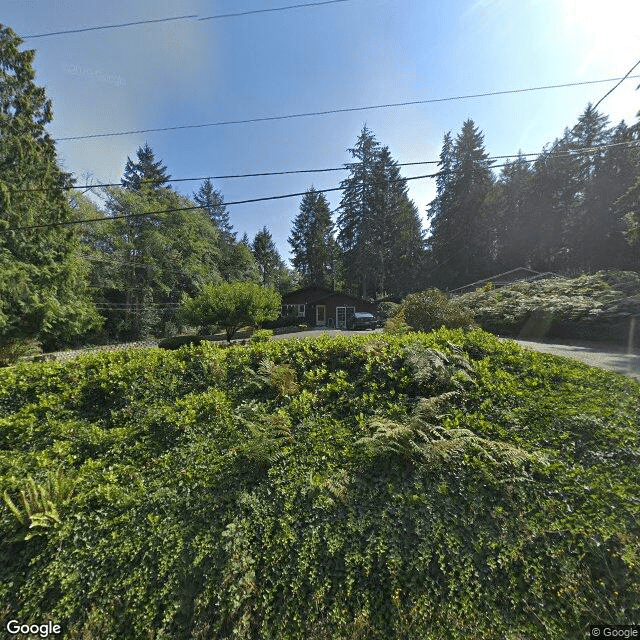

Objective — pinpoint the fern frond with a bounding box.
[3,468,76,539]
[3,491,26,526]
[234,404,294,467]
[413,391,459,421]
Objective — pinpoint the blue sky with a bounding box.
[4,0,640,263]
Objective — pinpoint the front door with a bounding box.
[316,305,326,326]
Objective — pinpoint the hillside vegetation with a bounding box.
[458,271,640,342]
[1,330,639,639]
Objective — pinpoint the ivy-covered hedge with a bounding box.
[458,270,640,342]
[0,330,638,638]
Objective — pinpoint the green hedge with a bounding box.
[1,330,638,638]
[158,331,255,350]
[157,334,211,349]
[458,271,640,343]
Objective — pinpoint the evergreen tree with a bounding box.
[193,179,236,242]
[525,138,575,271]
[388,198,426,296]
[368,146,425,296]
[289,187,339,288]
[491,153,535,270]
[121,143,171,191]
[94,185,222,340]
[562,104,613,269]
[337,126,381,298]
[428,120,494,288]
[0,24,101,350]
[220,241,261,283]
[426,131,454,232]
[252,226,285,288]
[337,126,425,298]
[614,119,640,255]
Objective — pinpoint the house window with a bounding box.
[282,304,306,318]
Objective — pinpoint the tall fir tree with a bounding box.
[426,131,454,233]
[337,126,381,298]
[427,120,494,288]
[0,24,101,350]
[193,178,236,242]
[563,104,613,269]
[614,116,640,256]
[289,187,339,288]
[388,198,426,296]
[251,226,285,288]
[369,146,425,296]
[337,126,424,298]
[491,153,535,270]
[121,143,171,191]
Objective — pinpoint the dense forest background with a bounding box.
[2,24,640,348]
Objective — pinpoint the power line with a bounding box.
[198,1,353,21]
[2,161,534,232]
[594,56,640,110]
[4,139,639,232]
[12,139,640,195]
[56,74,640,142]
[21,1,354,40]
[22,14,198,39]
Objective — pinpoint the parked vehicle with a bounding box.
[347,312,378,330]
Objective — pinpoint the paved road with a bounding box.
[507,337,640,380]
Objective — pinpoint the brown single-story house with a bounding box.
[281,287,378,328]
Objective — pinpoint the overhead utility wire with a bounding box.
[594,56,640,110]
[56,75,640,141]
[11,139,640,194]
[23,15,198,39]
[198,1,353,21]
[22,1,353,40]
[5,140,639,232]
[3,159,540,232]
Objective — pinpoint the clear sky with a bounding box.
[3,0,640,263]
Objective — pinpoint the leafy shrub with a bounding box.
[262,314,300,330]
[377,300,400,320]
[459,270,640,342]
[0,330,638,638]
[251,329,274,343]
[384,309,412,335]
[387,288,475,334]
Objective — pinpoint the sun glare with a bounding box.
[561,0,640,76]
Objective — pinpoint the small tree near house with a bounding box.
[179,282,281,342]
